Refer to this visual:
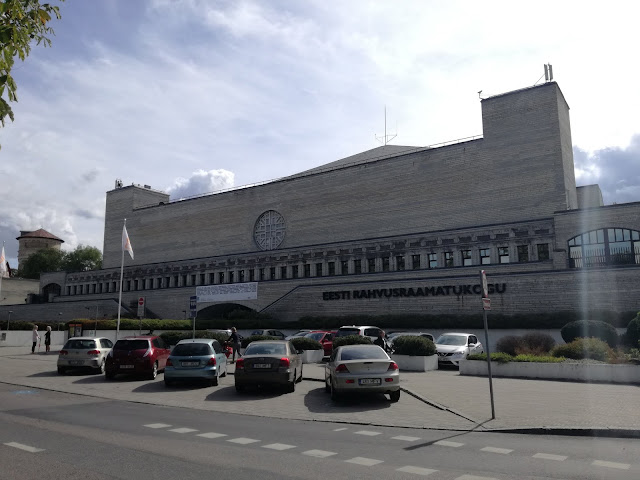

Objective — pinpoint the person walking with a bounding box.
[226,327,242,363]
[31,325,40,354]
[44,326,52,353]
[374,330,392,353]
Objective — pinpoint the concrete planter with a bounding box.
[391,354,438,372]
[460,359,640,384]
[301,349,324,364]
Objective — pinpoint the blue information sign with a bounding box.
[189,295,197,317]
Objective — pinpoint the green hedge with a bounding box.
[290,337,322,351]
[467,352,566,363]
[625,314,640,346]
[496,332,556,355]
[560,320,619,347]
[392,336,436,356]
[551,338,612,362]
[332,335,373,349]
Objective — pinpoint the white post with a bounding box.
[116,220,126,340]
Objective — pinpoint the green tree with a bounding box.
[19,247,65,278]
[61,245,102,271]
[0,0,63,131]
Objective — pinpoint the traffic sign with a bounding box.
[137,297,145,317]
[482,298,491,310]
[189,295,197,318]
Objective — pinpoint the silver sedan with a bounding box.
[57,337,114,374]
[324,344,400,402]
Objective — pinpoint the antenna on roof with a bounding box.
[535,64,554,86]
[375,106,397,146]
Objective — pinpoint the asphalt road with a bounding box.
[1,383,639,480]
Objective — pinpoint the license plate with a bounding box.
[120,365,134,369]
[254,364,271,368]
[69,360,84,366]
[181,361,199,367]
[359,378,381,385]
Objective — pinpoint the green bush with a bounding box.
[552,338,612,362]
[332,335,373,350]
[468,352,565,363]
[520,332,556,354]
[290,337,323,351]
[495,335,523,356]
[241,335,277,348]
[467,352,514,363]
[392,336,436,356]
[625,314,640,347]
[560,320,619,347]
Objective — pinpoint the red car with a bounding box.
[305,331,336,356]
[105,335,171,380]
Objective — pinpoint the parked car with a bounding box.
[164,339,228,387]
[284,329,312,340]
[435,332,483,367]
[234,340,302,393]
[57,337,114,375]
[250,329,286,340]
[325,344,400,402]
[105,335,171,380]
[386,332,435,350]
[304,330,336,356]
[334,325,383,342]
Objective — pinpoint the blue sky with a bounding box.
[1,0,639,267]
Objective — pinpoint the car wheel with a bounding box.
[297,366,303,383]
[235,383,245,393]
[148,361,158,380]
[330,377,340,401]
[164,379,173,387]
[105,370,115,380]
[57,366,66,375]
[211,374,219,387]
[221,365,227,378]
[325,376,330,393]
[98,359,106,375]
[389,390,401,403]
[286,370,296,393]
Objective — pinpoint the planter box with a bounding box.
[301,349,324,364]
[460,359,640,384]
[391,354,438,372]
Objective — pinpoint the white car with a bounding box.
[334,325,383,342]
[58,336,114,374]
[435,332,483,367]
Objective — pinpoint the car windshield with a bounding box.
[436,335,467,346]
[244,343,286,356]
[335,328,359,337]
[339,346,388,360]
[113,340,149,350]
[172,343,211,356]
[305,332,325,341]
[64,339,96,349]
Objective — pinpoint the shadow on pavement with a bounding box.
[28,371,61,377]
[303,386,391,412]
[206,384,286,402]
[403,419,491,451]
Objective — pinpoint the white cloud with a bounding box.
[166,169,235,200]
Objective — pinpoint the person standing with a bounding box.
[374,330,392,353]
[44,326,52,353]
[226,327,242,363]
[31,325,40,354]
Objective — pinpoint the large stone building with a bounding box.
[28,81,640,322]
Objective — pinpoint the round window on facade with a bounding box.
[254,210,286,250]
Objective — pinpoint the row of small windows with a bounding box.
[569,228,640,268]
[65,244,550,295]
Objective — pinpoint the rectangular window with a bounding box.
[368,258,376,273]
[156,278,162,289]
[328,262,336,276]
[133,280,139,291]
[292,265,299,278]
[191,274,196,286]
[126,280,131,291]
[499,247,510,264]
[270,267,276,280]
[382,257,390,272]
[412,254,420,269]
[537,243,550,261]
[249,269,255,282]
[315,263,323,276]
[396,256,405,271]
[280,266,287,279]
[174,275,179,287]
[113,281,117,292]
[260,268,265,280]
[165,277,170,288]
[462,250,472,266]
[428,253,438,269]
[229,271,235,283]
[182,275,187,286]
[480,248,491,265]
[200,273,205,285]
[67,286,71,296]
[209,273,214,284]
[218,272,225,283]
[517,245,529,262]
[444,252,454,267]
[239,270,245,282]
[354,259,362,274]
[304,264,311,277]
[341,260,348,275]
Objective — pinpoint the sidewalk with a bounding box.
[2,345,639,436]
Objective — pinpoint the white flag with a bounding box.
[0,245,6,276]
[122,225,134,259]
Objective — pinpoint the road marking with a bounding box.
[397,465,438,476]
[333,427,347,431]
[169,427,198,434]
[592,460,630,470]
[434,440,464,448]
[262,443,296,451]
[302,449,337,458]
[533,453,567,461]
[197,432,227,439]
[4,442,45,453]
[481,446,513,455]
[455,475,498,480]
[345,456,384,466]
[392,435,421,442]
[227,437,260,445]
[144,423,171,429]
[354,430,382,436]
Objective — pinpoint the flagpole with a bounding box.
[0,241,5,306]
[116,220,126,340]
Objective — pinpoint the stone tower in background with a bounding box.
[16,229,64,269]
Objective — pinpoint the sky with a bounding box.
[1,0,639,267]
